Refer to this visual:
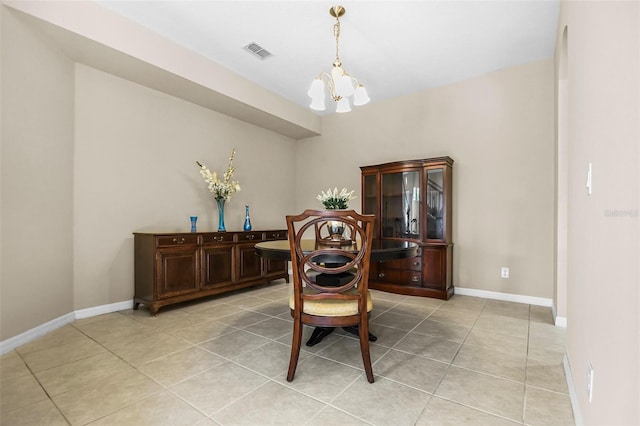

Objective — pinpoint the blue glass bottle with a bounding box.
[243,205,252,231]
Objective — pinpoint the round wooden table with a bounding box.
[255,239,419,346]
[255,239,419,262]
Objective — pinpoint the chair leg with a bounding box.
[359,318,374,383]
[287,316,303,382]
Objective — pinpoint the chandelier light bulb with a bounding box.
[310,93,326,111]
[353,84,370,106]
[308,78,325,98]
[336,74,355,97]
[336,97,351,113]
[307,5,369,113]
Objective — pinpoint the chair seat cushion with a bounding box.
[289,286,373,316]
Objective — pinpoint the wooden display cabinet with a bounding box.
[134,230,289,315]
[361,157,454,299]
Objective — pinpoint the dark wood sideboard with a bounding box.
[133,230,289,315]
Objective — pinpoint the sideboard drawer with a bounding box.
[237,231,263,242]
[202,233,233,244]
[265,230,287,240]
[156,234,198,247]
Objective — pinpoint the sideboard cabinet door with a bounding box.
[262,231,288,279]
[201,232,234,290]
[236,232,264,283]
[156,246,199,299]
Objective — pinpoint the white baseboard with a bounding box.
[0,300,132,355]
[555,315,567,327]
[564,354,583,425]
[551,303,568,328]
[455,286,553,307]
[0,312,76,356]
[75,300,133,320]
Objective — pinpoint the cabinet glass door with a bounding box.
[426,168,445,240]
[381,171,420,238]
[362,174,377,215]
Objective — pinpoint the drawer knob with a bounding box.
[411,276,420,282]
[378,273,385,278]
[247,235,255,240]
[172,237,185,244]
[413,262,420,266]
[214,236,224,242]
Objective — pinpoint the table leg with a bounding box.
[342,326,377,342]
[305,326,377,346]
[305,327,334,347]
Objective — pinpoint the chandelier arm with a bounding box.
[318,72,340,101]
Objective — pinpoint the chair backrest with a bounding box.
[286,209,375,307]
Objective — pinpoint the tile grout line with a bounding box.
[410,299,488,423]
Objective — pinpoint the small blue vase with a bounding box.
[243,205,252,231]
[190,216,198,233]
[216,199,226,232]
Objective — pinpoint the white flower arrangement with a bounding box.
[316,187,356,209]
[196,149,241,201]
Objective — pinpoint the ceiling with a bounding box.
[96,1,559,114]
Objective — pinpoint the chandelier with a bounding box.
[307,5,370,113]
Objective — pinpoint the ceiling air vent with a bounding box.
[243,42,273,60]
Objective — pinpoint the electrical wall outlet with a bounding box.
[587,364,594,402]
[500,267,510,279]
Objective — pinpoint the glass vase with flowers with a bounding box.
[316,187,356,241]
[197,149,241,231]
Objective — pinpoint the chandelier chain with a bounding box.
[333,19,341,64]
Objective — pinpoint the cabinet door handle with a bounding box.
[411,276,420,282]
[378,273,385,278]
[271,233,281,238]
[172,237,185,244]
[213,236,224,242]
[246,235,255,240]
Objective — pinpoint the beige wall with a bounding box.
[72,65,297,310]
[296,59,555,300]
[1,7,75,339]
[557,1,640,424]
[0,7,297,339]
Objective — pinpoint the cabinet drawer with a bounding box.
[382,255,422,271]
[202,233,233,244]
[237,232,263,242]
[265,230,287,240]
[376,268,422,286]
[156,234,198,247]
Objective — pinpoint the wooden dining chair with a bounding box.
[285,209,376,383]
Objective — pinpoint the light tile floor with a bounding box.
[0,281,575,425]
